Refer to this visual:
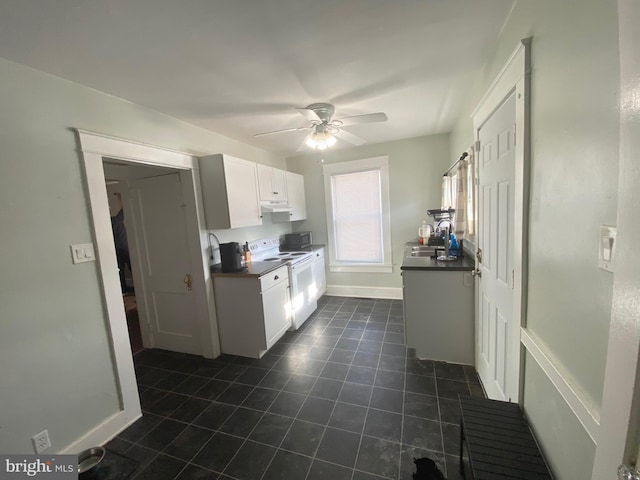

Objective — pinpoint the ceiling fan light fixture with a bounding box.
[305,127,337,150]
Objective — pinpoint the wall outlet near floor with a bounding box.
[32,429,51,453]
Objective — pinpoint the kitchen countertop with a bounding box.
[211,261,286,278]
[401,242,474,271]
[211,244,326,278]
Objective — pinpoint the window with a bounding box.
[323,156,392,273]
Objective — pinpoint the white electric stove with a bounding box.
[248,238,317,330]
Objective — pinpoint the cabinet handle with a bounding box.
[274,275,279,280]
[273,191,278,195]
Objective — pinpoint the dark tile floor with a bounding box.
[108,296,485,480]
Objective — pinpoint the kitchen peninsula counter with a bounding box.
[401,241,475,364]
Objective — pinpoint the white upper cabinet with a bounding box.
[198,154,262,229]
[286,171,307,221]
[257,164,288,202]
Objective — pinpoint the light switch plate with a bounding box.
[71,243,96,264]
[598,225,616,272]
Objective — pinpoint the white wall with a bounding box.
[0,57,289,453]
[286,134,450,294]
[450,1,619,478]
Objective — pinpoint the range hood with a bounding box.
[260,200,292,213]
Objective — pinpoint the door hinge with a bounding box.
[474,140,481,152]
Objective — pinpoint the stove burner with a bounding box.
[290,252,307,256]
[264,257,282,261]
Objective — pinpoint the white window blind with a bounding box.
[323,156,392,273]
[331,169,383,263]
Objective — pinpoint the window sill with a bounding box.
[329,264,393,274]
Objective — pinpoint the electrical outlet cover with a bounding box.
[32,429,51,453]
[598,225,616,272]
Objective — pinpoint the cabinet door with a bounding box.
[224,156,262,228]
[262,275,291,348]
[286,171,307,221]
[256,164,274,201]
[311,248,326,299]
[271,168,288,201]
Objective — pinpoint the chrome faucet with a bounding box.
[444,227,450,258]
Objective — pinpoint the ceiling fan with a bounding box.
[254,103,388,151]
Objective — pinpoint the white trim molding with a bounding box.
[75,130,219,449]
[471,38,532,403]
[323,156,393,274]
[326,284,402,300]
[521,328,600,444]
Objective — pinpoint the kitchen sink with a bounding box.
[411,246,434,252]
[409,251,433,257]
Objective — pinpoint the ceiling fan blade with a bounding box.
[254,125,312,137]
[334,129,366,146]
[334,112,388,126]
[296,107,322,122]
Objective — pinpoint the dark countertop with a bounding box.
[211,261,287,278]
[211,244,326,278]
[401,242,474,271]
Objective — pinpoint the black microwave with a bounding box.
[284,231,312,249]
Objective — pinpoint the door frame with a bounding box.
[471,38,531,403]
[591,0,640,476]
[75,130,220,444]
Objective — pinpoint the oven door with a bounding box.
[289,256,317,330]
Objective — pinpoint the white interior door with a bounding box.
[128,173,200,355]
[476,92,516,401]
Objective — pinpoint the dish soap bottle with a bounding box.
[449,232,459,256]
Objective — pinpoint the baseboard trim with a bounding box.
[59,409,142,454]
[325,285,402,300]
[521,327,600,444]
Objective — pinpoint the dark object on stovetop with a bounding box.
[413,457,446,480]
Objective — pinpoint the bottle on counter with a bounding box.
[418,220,432,244]
[243,242,251,264]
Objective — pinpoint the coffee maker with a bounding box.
[220,242,244,272]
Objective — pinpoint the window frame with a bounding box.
[322,156,393,273]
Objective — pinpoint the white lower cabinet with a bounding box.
[213,265,290,358]
[311,247,327,300]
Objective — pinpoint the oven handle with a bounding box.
[291,256,314,270]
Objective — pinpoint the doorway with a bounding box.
[102,159,209,356]
[75,131,219,449]
[105,180,142,354]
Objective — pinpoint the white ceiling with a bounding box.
[0,0,515,155]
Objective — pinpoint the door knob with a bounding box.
[184,273,192,291]
[471,269,482,278]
